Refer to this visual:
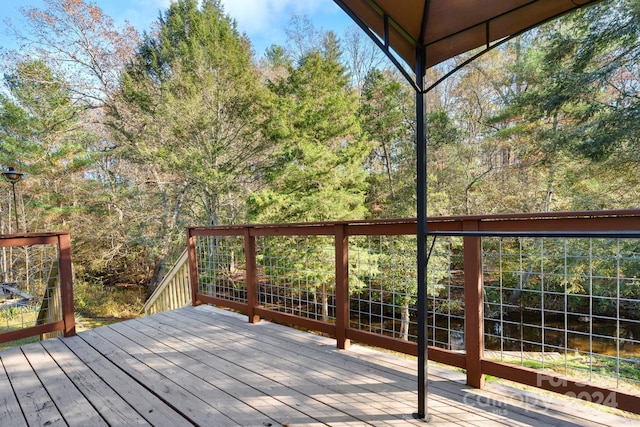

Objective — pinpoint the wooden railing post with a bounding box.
[463,219,484,388]
[335,224,350,349]
[245,227,260,324]
[187,230,201,306]
[58,233,75,337]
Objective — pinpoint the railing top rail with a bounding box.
[431,209,640,222]
[188,217,418,231]
[429,230,640,238]
[187,209,640,233]
[0,231,69,240]
[0,232,70,248]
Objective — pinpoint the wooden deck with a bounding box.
[0,306,637,427]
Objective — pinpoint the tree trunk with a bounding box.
[321,283,329,322]
[400,295,410,340]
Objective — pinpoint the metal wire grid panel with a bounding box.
[0,244,60,334]
[256,235,336,322]
[195,236,247,303]
[348,235,465,349]
[349,235,416,340]
[429,236,465,350]
[482,237,640,391]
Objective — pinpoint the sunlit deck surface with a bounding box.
[0,306,636,427]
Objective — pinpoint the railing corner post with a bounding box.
[58,233,76,337]
[463,220,485,388]
[335,224,350,350]
[245,227,260,324]
[187,228,201,307]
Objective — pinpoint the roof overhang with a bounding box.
[334,0,604,86]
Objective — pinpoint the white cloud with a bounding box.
[221,0,321,33]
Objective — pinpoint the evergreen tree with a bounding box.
[249,31,370,321]
[0,59,96,233]
[122,0,267,224]
[119,0,269,285]
[491,0,640,210]
[359,69,415,218]
[249,31,370,223]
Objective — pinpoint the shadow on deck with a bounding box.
[0,305,636,426]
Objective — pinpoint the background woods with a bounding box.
[1,0,639,308]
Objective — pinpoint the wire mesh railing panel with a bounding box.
[195,236,247,303]
[349,235,465,348]
[482,237,640,391]
[0,244,60,337]
[256,235,336,322]
[428,236,465,350]
[349,235,417,340]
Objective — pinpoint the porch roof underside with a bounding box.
[333,0,604,73]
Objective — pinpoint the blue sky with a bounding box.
[0,0,354,57]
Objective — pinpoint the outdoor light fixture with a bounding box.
[2,167,24,184]
[2,167,25,232]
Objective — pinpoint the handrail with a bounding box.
[143,249,191,315]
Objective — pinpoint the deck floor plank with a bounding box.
[123,314,371,425]
[111,318,336,426]
[40,338,152,427]
[158,308,420,423]
[60,333,192,427]
[102,320,296,426]
[21,342,109,426]
[0,305,637,426]
[0,348,27,427]
[0,346,65,426]
[81,327,241,427]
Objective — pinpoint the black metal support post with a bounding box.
[2,168,24,233]
[415,44,429,420]
[10,182,19,232]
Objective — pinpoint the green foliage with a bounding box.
[74,280,144,318]
[1,60,91,173]
[349,234,450,319]
[488,0,640,210]
[250,32,370,223]
[0,58,103,235]
[359,69,416,217]
[122,0,267,226]
[483,236,640,318]
[257,237,335,288]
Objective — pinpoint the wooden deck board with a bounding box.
[125,313,372,425]
[0,305,637,426]
[112,319,329,425]
[1,346,65,426]
[95,323,284,426]
[167,308,420,421]
[81,327,242,426]
[0,349,27,427]
[39,338,152,426]
[60,333,192,426]
[21,342,108,426]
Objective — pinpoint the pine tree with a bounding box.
[249,31,370,223]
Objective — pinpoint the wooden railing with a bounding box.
[143,249,191,315]
[187,210,640,415]
[0,232,75,344]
